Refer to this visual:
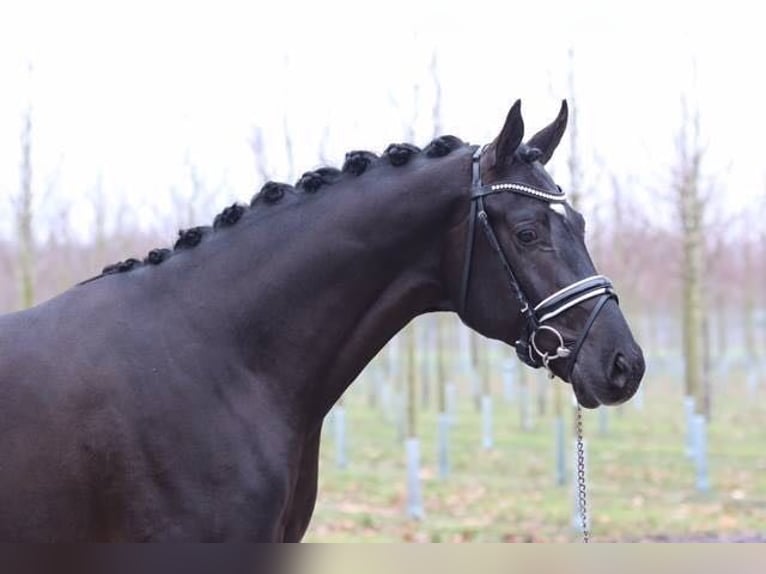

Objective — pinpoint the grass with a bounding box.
[303,353,766,542]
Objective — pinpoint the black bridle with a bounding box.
[459,146,618,382]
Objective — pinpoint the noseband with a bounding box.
[459,147,618,382]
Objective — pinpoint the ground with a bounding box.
[304,350,766,542]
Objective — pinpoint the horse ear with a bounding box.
[525,100,568,164]
[488,99,524,168]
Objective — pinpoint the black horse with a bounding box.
[0,100,644,541]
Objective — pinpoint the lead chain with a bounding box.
[576,404,590,543]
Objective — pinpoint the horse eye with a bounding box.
[517,229,538,244]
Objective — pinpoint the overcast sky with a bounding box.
[0,0,763,240]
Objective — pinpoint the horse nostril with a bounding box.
[616,353,630,372]
[610,352,629,389]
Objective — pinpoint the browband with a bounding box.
[473,182,568,203]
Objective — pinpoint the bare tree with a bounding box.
[250,120,297,188]
[760,225,766,355]
[283,114,296,183]
[741,214,758,363]
[250,127,272,185]
[90,174,109,265]
[566,48,583,209]
[388,81,420,143]
[317,126,332,167]
[0,241,17,312]
[563,48,583,428]
[170,156,212,230]
[15,96,35,309]
[430,53,442,139]
[675,93,709,417]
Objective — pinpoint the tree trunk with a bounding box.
[743,236,756,362]
[406,324,418,439]
[436,316,447,415]
[678,96,708,418]
[17,103,35,309]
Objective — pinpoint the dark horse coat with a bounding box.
[0,101,644,541]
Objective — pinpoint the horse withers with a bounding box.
[0,99,644,541]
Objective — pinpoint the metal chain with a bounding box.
[576,404,590,543]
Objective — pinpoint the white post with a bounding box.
[446,381,457,426]
[334,405,347,469]
[598,408,609,436]
[684,396,696,458]
[395,391,405,442]
[437,412,450,479]
[693,414,710,492]
[458,326,472,375]
[502,358,516,403]
[520,377,533,431]
[406,437,424,519]
[481,395,493,450]
[554,416,566,486]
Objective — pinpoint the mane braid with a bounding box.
[424,135,465,158]
[174,226,209,250]
[144,248,171,265]
[342,151,378,176]
[252,181,293,206]
[296,172,323,193]
[213,203,246,229]
[102,258,141,275]
[384,143,421,166]
[101,262,120,275]
[296,167,343,192]
[118,258,141,272]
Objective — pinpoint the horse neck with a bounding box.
[167,149,473,427]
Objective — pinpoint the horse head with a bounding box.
[451,100,645,408]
